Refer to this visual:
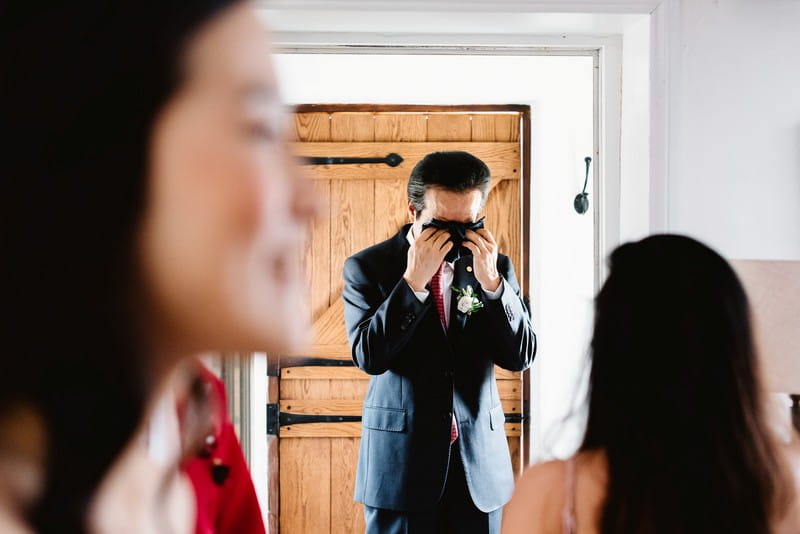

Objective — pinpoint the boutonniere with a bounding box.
[452,285,484,316]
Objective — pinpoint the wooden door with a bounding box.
[268,105,531,534]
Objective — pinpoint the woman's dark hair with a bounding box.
[582,234,793,534]
[407,151,491,213]
[0,1,240,531]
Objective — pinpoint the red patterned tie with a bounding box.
[429,263,447,330]
[429,263,458,444]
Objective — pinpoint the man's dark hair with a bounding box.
[407,151,491,213]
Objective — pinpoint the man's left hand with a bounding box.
[463,228,501,292]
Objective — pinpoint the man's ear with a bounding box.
[407,202,416,222]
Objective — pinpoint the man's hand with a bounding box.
[464,228,501,292]
[403,227,453,292]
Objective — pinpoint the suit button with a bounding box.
[442,412,452,422]
[444,370,454,378]
[400,313,415,331]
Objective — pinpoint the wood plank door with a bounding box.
[269,105,531,534]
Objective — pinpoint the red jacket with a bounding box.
[182,366,267,534]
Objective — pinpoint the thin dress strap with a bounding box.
[562,457,577,534]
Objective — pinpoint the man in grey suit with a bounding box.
[343,151,536,534]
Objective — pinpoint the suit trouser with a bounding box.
[363,443,502,534]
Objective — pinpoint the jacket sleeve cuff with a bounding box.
[497,280,525,333]
[482,278,506,300]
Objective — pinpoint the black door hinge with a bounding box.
[303,153,403,167]
[267,403,279,436]
[268,404,523,435]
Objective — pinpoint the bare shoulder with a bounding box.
[787,433,800,465]
[785,439,800,526]
[784,436,800,498]
[0,508,32,534]
[516,459,568,496]
[502,459,567,534]
[770,436,800,534]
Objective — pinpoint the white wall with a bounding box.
[274,53,595,459]
[619,15,651,243]
[653,0,800,260]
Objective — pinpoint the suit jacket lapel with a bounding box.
[395,224,412,259]
[386,224,412,284]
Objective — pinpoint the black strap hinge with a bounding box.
[303,153,403,167]
[267,404,523,435]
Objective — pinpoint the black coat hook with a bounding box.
[574,156,592,214]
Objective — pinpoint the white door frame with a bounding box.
[270,39,619,465]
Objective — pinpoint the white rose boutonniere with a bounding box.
[451,285,484,316]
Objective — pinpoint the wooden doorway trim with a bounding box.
[294,104,531,113]
[521,107,532,468]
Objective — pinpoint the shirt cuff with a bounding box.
[406,281,430,303]
[413,290,429,303]
[483,278,506,300]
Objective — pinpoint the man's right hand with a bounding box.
[403,227,453,293]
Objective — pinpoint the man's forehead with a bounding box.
[425,189,480,216]
[426,188,482,205]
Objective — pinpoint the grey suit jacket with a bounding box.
[342,225,536,513]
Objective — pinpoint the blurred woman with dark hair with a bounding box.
[503,235,799,534]
[0,1,315,532]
